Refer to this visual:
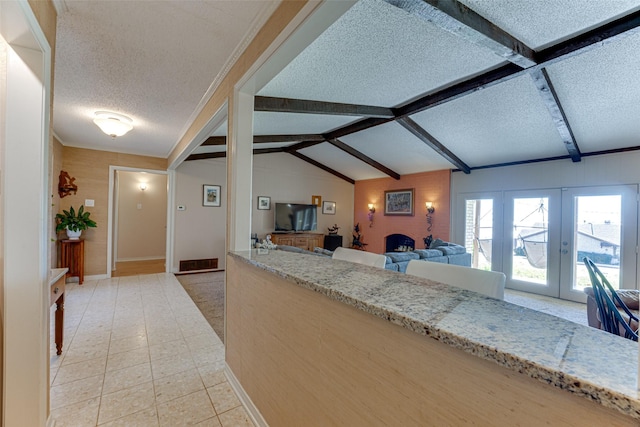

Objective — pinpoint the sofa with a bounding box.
[275,241,471,273]
[383,244,470,273]
[583,286,639,331]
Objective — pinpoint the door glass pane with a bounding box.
[512,198,548,284]
[574,195,621,290]
[464,199,492,270]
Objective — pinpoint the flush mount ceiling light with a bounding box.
[93,111,133,138]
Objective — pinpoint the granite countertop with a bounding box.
[230,249,640,419]
[49,268,68,285]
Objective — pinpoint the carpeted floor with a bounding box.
[175,271,225,341]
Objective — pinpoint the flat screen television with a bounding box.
[274,203,318,232]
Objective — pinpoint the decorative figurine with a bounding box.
[327,224,340,235]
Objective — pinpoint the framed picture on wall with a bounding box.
[322,201,336,215]
[311,195,322,207]
[203,185,221,207]
[257,196,271,210]
[384,188,414,216]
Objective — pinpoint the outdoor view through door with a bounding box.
[461,185,637,303]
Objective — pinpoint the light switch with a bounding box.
[137,203,142,210]
[177,205,186,211]
[85,199,95,207]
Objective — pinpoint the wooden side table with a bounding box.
[59,239,85,284]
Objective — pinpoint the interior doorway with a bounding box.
[108,167,170,277]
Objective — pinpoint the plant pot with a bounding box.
[66,228,82,240]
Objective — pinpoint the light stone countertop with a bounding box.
[230,249,640,419]
[49,268,68,285]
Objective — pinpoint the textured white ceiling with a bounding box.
[299,143,387,181]
[339,122,454,174]
[545,31,640,153]
[410,75,567,167]
[258,0,505,107]
[53,0,640,178]
[53,0,276,157]
[460,0,640,50]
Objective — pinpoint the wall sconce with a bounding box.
[425,202,435,231]
[368,203,376,227]
[139,183,147,191]
[93,111,133,138]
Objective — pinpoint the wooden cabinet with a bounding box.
[271,233,323,251]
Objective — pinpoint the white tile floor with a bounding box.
[49,273,253,427]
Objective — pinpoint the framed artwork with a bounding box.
[312,195,322,207]
[203,185,221,207]
[257,196,271,210]
[322,201,336,215]
[384,188,414,216]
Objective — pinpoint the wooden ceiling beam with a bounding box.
[253,134,325,144]
[202,134,325,146]
[384,0,535,68]
[286,150,355,184]
[393,63,523,118]
[329,138,401,180]
[530,68,581,162]
[201,136,226,146]
[397,117,470,174]
[254,96,394,118]
[537,10,640,65]
[185,152,226,161]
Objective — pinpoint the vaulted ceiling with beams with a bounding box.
[188,0,640,183]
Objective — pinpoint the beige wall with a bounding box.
[173,153,354,271]
[252,153,354,242]
[60,146,166,275]
[174,158,228,271]
[116,171,167,261]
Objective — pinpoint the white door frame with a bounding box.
[107,165,174,277]
[1,1,51,425]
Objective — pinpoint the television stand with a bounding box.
[270,232,323,251]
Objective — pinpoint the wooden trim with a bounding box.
[324,117,394,140]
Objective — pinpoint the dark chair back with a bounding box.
[583,257,638,341]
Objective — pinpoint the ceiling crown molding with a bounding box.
[167,0,282,157]
[51,0,69,15]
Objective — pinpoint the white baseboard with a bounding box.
[225,364,268,427]
[65,274,108,283]
[116,256,165,262]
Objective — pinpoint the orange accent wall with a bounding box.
[354,170,451,254]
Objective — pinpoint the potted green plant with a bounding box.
[55,205,97,240]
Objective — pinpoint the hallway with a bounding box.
[49,273,252,426]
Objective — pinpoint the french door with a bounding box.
[459,185,638,303]
[503,189,562,297]
[558,185,637,301]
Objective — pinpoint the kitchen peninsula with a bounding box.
[226,249,639,425]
